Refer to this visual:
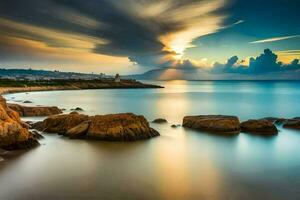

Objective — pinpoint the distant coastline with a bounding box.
[0,79,163,95]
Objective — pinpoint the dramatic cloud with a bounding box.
[0,0,227,69]
[211,49,300,74]
[137,49,300,80]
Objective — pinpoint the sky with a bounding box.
[0,0,299,79]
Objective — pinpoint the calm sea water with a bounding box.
[1,80,300,200]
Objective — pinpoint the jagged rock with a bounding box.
[0,96,39,150]
[40,113,159,141]
[66,120,90,138]
[240,119,278,135]
[8,103,62,117]
[152,118,168,123]
[283,119,300,130]
[182,115,240,134]
[31,130,44,139]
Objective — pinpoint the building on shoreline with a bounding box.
[115,74,121,82]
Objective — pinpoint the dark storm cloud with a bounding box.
[0,0,226,67]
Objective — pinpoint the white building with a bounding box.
[115,74,121,82]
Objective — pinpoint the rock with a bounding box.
[71,107,84,111]
[69,111,79,115]
[283,119,300,130]
[171,124,180,128]
[152,118,168,123]
[8,103,62,117]
[23,100,33,103]
[41,113,89,134]
[240,119,278,135]
[32,121,44,131]
[0,96,39,150]
[182,115,240,134]
[31,131,44,139]
[40,113,159,141]
[86,113,159,141]
[66,120,91,138]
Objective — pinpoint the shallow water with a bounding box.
[1,80,300,200]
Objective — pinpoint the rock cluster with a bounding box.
[0,96,39,150]
[8,103,62,117]
[35,113,159,141]
[182,115,240,134]
[182,115,286,135]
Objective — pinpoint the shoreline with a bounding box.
[0,80,163,95]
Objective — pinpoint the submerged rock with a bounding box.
[171,124,180,128]
[39,113,159,141]
[182,115,240,134]
[283,119,300,130]
[0,96,39,150]
[23,100,33,103]
[152,118,168,123]
[8,103,62,117]
[240,119,278,135]
[71,107,84,111]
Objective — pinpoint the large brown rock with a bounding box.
[240,119,278,135]
[41,112,89,134]
[182,115,240,134]
[40,113,159,141]
[85,113,159,141]
[283,119,300,130]
[8,103,62,117]
[0,96,39,150]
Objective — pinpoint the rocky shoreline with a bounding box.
[0,96,40,151]
[1,93,300,151]
[0,80,163,95]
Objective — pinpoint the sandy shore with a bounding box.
[0,86,80,95]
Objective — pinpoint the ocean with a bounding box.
[1,80,300,200]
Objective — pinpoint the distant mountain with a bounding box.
[125,68,215,80]
[126,67,300,80]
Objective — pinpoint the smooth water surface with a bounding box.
[1,81,300,200]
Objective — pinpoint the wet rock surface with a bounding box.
[182,115,240,134]
[240,119,278,135]
[283,118,300,130]
[8,103,62,117]
[152,118,168,123]
[37,113,159,141]
[0,96,39,150]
